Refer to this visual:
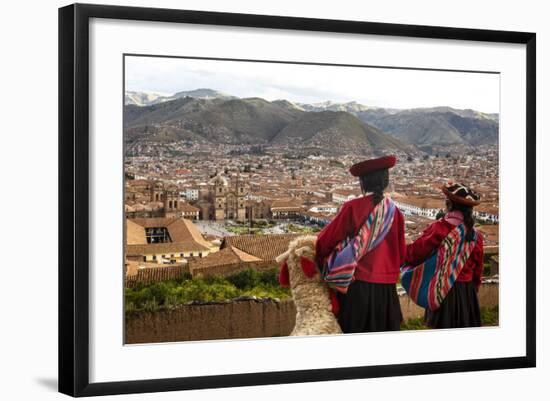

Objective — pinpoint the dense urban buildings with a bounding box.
[123,140,499,272]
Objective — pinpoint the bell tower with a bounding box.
[236,174,246,221]
[163,185,179,217]
[150,181,164,202]
[214,174,227,220]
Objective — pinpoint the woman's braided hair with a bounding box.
[359,169,389,205]
[447,200,476,242]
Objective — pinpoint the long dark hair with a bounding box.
[447,200,476,241]
[359,169,389,205]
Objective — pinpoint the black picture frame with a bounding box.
[59,3,536,397]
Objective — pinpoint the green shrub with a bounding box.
[401,305,499,330]
[481,306,499,326]
[401,317,429,330]
[226,269,262,289]
[482,262,492,276]
[125,268,290,314]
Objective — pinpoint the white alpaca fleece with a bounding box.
[276,235,342,336]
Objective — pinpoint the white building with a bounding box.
[394,200,438,220]
[308,204,338,214]
[474,211,499,223]
[332,189,360,204]
[181,188,199,201]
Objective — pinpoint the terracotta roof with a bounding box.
[271,200,301,206]
[126,219,147,245]
[125,260,168,277]
[270,199,303,210]
[126,217,212,255]
[126,241,209,256]
[174,219,212,248]
[178,203,200,213]
[397,196,442,209]
[333,188,361,197]
[130,217,178,228]
[127,179,151,187]
[271,206,303,212]
[221,234,302,261]
[189,246,260,270]
[230,246,262,262]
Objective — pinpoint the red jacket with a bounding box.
[315,195,406,284]
[405,213,484,290]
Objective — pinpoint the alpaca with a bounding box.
[276,235,342,336]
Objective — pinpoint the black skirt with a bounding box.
[424,281,481,329]
[337,280,402,333]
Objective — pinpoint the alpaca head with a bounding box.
[276,235,320,289]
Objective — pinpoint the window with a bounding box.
[190,253,194,257]
[152,255,157,260]
[145,227,172,243]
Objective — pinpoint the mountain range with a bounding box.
[125,89,499,151]
[125,88,234,107]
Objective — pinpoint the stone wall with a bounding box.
[189,260,278,278]
[399,282,499,321]
[125,283,499,344]
[125,299,296,344]
[125,264,190,288]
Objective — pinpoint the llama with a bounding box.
[276,235,342,336]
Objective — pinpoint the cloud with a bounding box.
[125,55,499,113]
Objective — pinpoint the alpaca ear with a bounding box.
[276,250,290,264]
[295,245,313,257]
[279,261,290,287]
[300,257,317,278]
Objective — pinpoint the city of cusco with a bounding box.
[123,88,500,344]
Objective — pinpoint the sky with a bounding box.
[125,55,500,113]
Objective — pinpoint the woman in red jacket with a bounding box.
[316,155,406,333]
[405,182,484,328]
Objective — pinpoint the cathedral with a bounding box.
[211,173,248,221]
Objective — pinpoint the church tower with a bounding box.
[236,174,246,221]
[163,185,179,217]
[150,181,164,202]
[213,175,227,220]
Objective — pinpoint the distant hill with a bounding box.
[301,101,499,146]
[299,101,401,115]
[125,91,169,107]
[124,88,233,106]
[357,109,498,146]
[124,88,498,151]
[125,96,303,144]
[272,111,413,155]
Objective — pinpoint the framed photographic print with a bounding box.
[58,3,536,397]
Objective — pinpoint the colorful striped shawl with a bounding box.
[400,224,477,310]
[323,197,396,294]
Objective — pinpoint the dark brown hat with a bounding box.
[442,181,481,207]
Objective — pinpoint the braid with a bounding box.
[450,202,476,241]
[359,169,389,206]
